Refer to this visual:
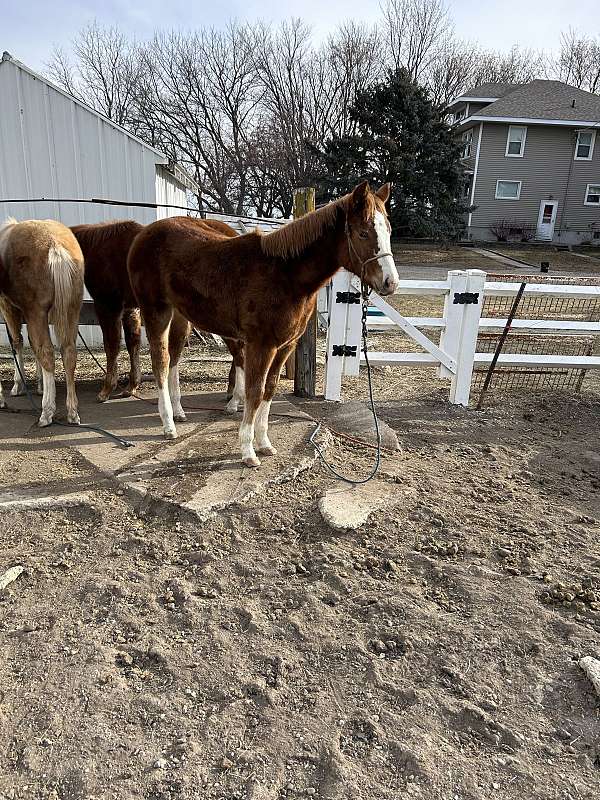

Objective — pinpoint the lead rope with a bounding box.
[308,226,383,485]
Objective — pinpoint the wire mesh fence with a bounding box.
[471,273,600,397]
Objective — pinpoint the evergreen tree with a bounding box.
[316,68,468,238]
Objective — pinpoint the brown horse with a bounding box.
[0,218,84,426]
[71,218,245,405]
[128,181,398,467]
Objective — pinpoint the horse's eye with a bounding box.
[358,230,369,240]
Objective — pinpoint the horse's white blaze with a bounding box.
[158,382,176,436]
[254,399,275,453]
[226,367,245,413]
[39,368,56,427]
[374,211,399,292]
[168,364,185,420]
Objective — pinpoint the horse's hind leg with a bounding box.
[122,307,142,396]
[96,305,122,402]
[254,342,295,456]
[239,342,277,467]
[2,303,26,396]
[60,339,80,424]
[26,311,56,427]
[146,307,176,438]
[225,339,245,415]
[167,311,190,423]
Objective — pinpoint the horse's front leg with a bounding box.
[225,338,245,414]
[254,341,296,457]
[239,343,277,467]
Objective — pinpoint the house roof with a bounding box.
[475,80,600,123]
[460,82,522,101]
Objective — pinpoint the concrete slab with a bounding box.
[319,479,396,530]
[0,386,320,519]
[294,399,399,451]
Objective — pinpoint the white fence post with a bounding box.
[449,269,486,406]
[324,269,351,401]
[439,270,467,380]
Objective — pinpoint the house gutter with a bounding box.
[467,123,483,232]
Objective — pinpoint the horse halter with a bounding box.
[344,218,394,285]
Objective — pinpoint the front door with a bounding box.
[536,200,558,241]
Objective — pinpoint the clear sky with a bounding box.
[2,0,598,71]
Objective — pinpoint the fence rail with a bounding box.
[324,268,600,405]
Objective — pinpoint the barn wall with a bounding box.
[0,56,163,227]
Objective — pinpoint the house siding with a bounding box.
[470,122,600,243]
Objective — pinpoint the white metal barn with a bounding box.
[0,52,197,347]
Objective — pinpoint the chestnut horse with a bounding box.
[128,181,398,467]
[71,218,245,406]
[0,218,84,426]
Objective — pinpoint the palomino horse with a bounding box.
[0,218,84,426]
[71,218,245,408]
[128,181,399,467]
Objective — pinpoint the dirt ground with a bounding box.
[1,339,599,800]
[392,242,600,276]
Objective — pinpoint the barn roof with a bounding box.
[1,51,166,159]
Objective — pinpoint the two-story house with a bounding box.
[449,80,600,245]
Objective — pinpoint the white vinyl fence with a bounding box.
[324,268,600,405]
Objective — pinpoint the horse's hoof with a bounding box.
[10,384,26,397]
[38,415,53,428]
[243,455,261,468]
[256,445,277,456]
[67,414,81,425]
[173,413,187,423]
[97,392,110,403]
[164,429,178,440]
[0,400,6,409]
[224,401,238,415]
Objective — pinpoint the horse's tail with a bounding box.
[47,243,83,344]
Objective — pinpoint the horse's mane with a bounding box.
[260,195,351,259]
[70,220,142,248]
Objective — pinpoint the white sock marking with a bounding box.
[168,364,185,420]
[254,399,275,453]
[158,382,176,436]
[226,366,245,413]
[39,368,56,426]
[11,344,25,394]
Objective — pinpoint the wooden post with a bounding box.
[285,188,317,395]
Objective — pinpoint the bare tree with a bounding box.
[382,0,452,81]
[48,22,145,129]
[143,25,260,214]
[556,28,600,94]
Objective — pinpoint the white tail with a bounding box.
[48,245,82,344]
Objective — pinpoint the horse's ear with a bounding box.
[376,183,391,203]
[351,180,370,209]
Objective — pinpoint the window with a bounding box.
[496,180,522,200]
[575,130,596,160]
[584,184,600,205]
[504,125,526,157]
[461,130,473,159]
